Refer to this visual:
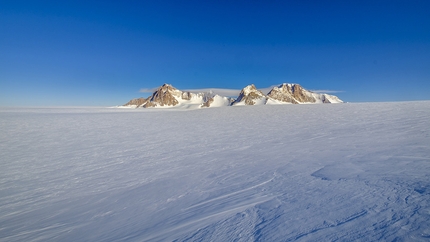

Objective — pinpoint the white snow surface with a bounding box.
[232,96,267,106]
[1,102,430,241]
[265,98,292,105]
[208,95,232,107]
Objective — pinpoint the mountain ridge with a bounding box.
[122,83,343,109]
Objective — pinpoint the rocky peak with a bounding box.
[267,83,316,104]
[242,84,258,95]
[157,83,178,94]
[143,83,181,107]
[290,84,316,103]
[122,82,343,108]
[233,84,267,105]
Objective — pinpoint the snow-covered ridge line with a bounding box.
[122,83,343,109]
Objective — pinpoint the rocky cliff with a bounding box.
[123,84,231,109]
[232,84,267,106]
[122,83,343,108]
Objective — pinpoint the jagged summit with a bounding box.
[232,84,267,106]
[143,84,181,107]
[267,83,315,104]
[121,83,343,109]
[123,84,230,109]
[241,84,258,95]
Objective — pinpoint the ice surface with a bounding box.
[1,102,429,241]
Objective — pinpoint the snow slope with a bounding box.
[1,102,429,241]
[204,95,233,108]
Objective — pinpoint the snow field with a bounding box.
[0,102,429,241]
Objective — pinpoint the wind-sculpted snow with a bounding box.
[1,102,430,241]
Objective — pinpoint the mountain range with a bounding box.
[122,83,343,109]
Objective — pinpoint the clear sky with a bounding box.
[1,0,429,106]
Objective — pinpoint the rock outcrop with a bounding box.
[267,83,343,104]
[267,84,315,104]
[232,84,267,106]
[123,84,232,108]
[123,97,147,107]
[142,84,181,107]
[122,83,343,109]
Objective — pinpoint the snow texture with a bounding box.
[208,95,232,107]
[1,101,430,241]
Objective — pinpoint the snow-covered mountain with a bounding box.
[266,83,343,104]
[123,84,233,109]
[231,84,267,106]
[123,84,228,109]
[122,83,343,108]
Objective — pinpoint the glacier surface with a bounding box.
[1,102,430,241]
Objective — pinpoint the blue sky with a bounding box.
[1,0,429,106]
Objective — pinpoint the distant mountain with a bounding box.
[123,84,233,109]
[122,83,342,109]
[232,84,267,106]
[141,84,187,108]
[266,83,342,104]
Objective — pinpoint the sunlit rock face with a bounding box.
[122,83,343,109]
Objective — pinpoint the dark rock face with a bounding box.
[267,84,316,104]
[143,84,180,107]
[232,84,267,105]
[122,83,343,108]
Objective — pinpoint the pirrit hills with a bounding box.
[122,83,343,109]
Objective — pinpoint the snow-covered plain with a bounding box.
[1,102,430,241]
